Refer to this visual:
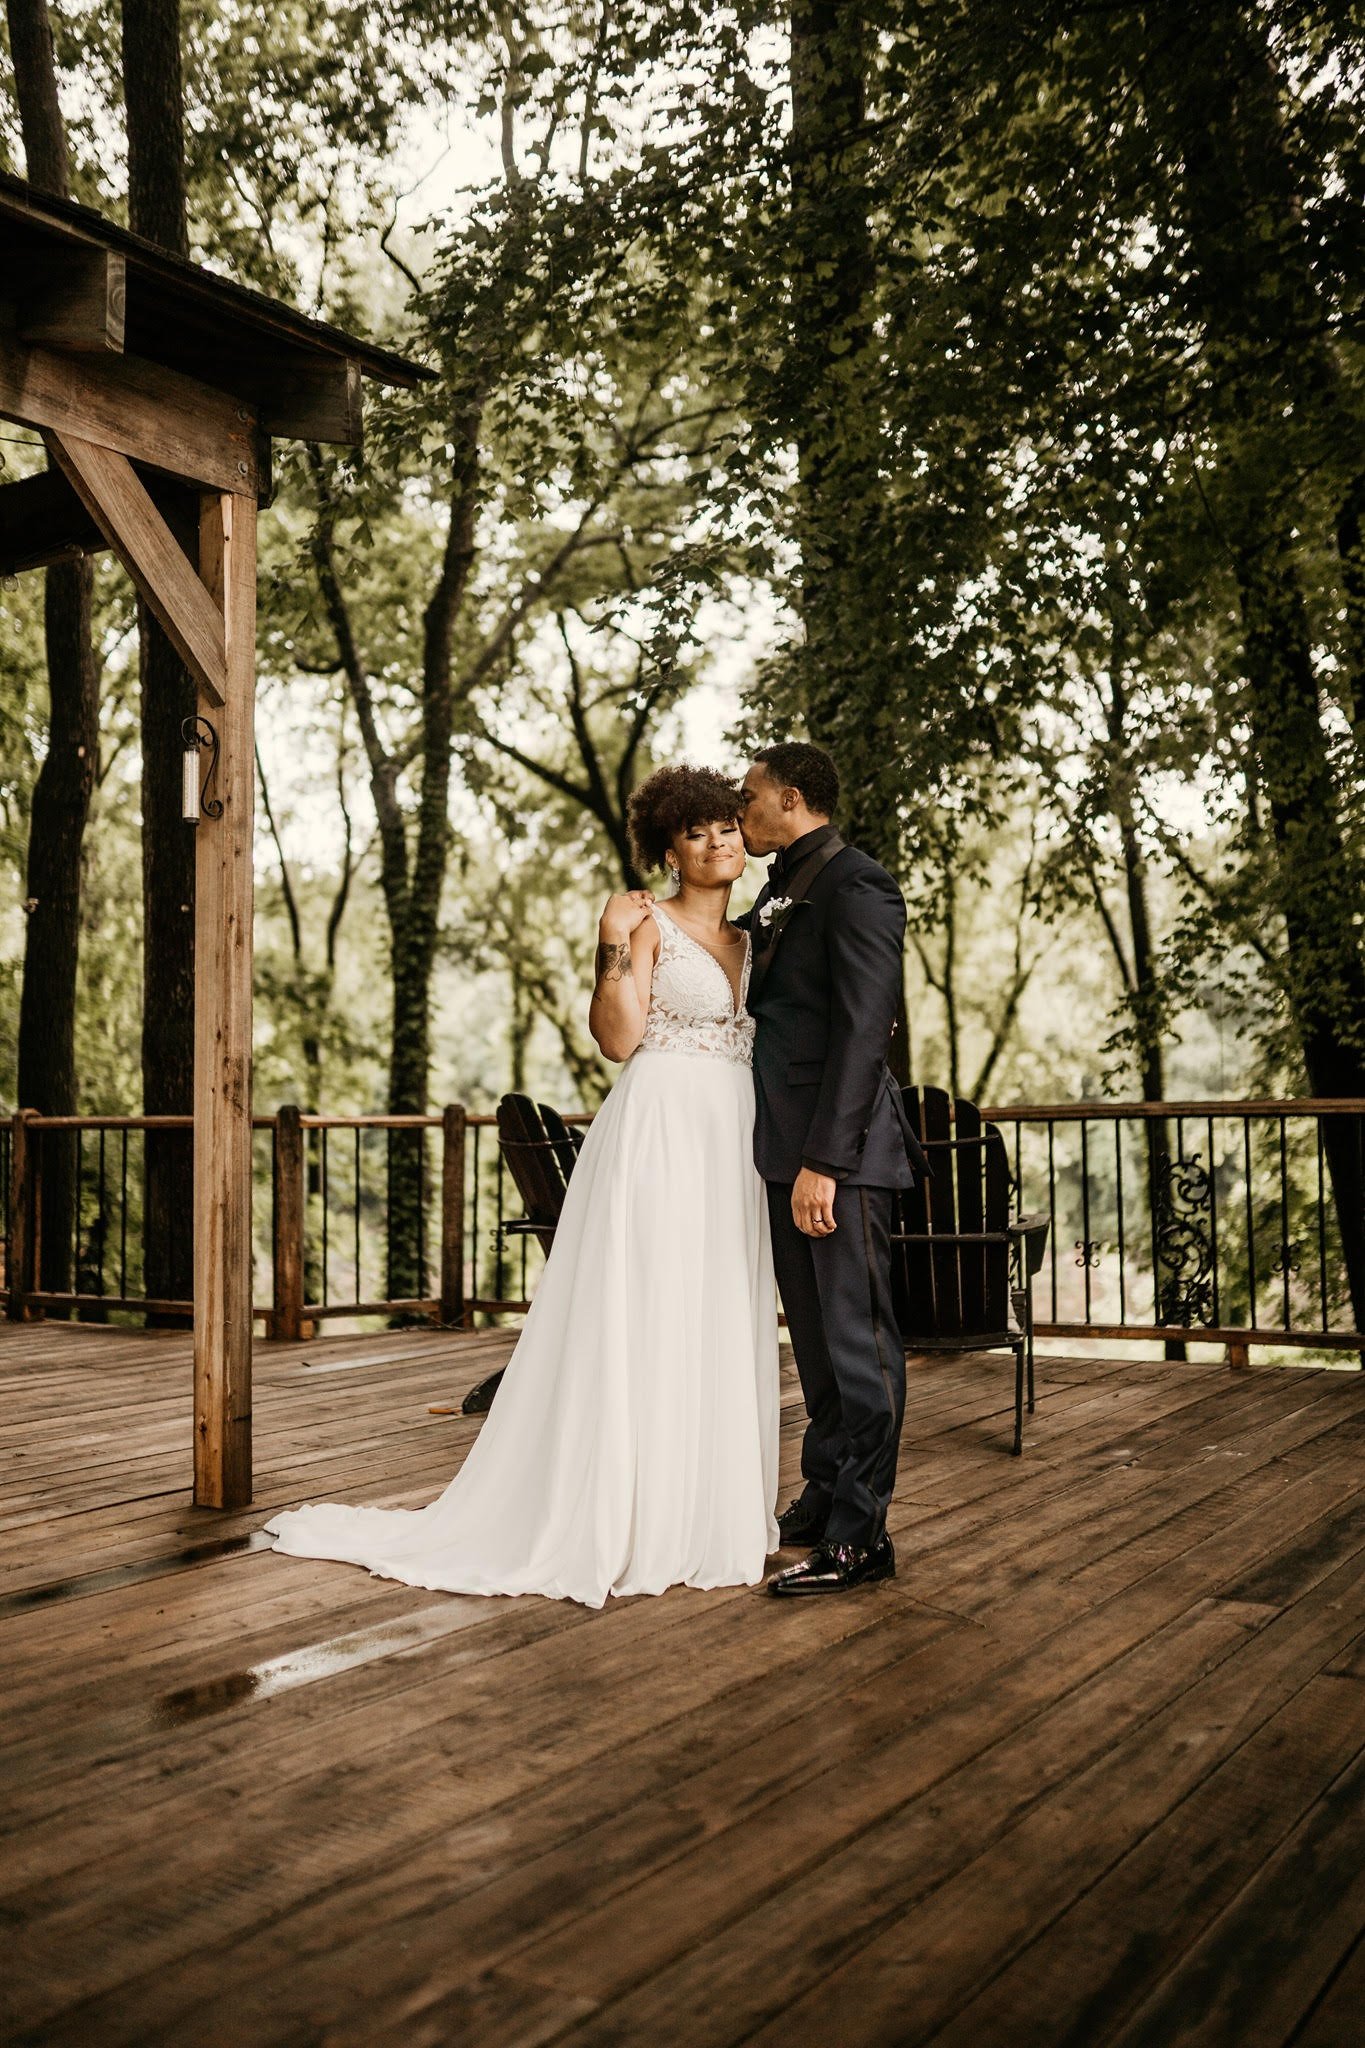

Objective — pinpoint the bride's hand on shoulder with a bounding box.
[599,890,657,940]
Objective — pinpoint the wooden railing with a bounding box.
[3,1097,1362,1361]
[1,1104,591,1335]
[981,1098,1365,1361]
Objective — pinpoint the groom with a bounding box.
[739,743,924,1596]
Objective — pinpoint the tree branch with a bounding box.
[256,740,303,966]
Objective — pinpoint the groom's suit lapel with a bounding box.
[748,832,846,999]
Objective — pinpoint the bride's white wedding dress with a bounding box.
[264,906,780,1608]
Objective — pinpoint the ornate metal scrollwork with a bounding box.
[1074,1238,1102,1269]
[1271,1240,1301,1278]
[1154,1152,1215,1327]
[180,715,223,822]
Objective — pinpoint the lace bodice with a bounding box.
[637,906,755,1067]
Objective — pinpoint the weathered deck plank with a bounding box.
[2,1322,1364,2046]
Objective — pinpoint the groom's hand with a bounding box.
[792,1168,838,1238]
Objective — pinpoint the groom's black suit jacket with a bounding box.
[742,825,925,1189]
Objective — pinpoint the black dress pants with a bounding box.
[766,1181,906,1548]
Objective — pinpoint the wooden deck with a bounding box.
[4,1327,1365,2048]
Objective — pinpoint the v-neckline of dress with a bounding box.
[656,905,750,1018]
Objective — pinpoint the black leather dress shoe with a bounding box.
[776,1495,831,1547]
[767,1534,896,1597]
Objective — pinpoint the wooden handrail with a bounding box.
[10,1100,1359,1130]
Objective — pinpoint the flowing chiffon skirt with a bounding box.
[264,1049,780,1608]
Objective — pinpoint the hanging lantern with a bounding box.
[180,716,223,824]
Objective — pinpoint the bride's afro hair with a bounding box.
[627,764,744,874]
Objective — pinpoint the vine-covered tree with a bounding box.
[6,0,100,1299]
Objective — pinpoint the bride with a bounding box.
[265,764,780,1608]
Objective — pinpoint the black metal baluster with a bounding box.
[1279,1113,1291,1329]
[1079,1118,1094,1321]
[1148,1112,1161,1324]
[494,1145,506,1305]
[1317,1117,1329,1333]
[320,1126,330,1307]
[74,1126,83,1295]
[471,1123,482,1309]
[1115,1119,1126,1324]
[97,1127,107,1297]
[356,1126,364,1307]
[1244,1118,1256,1328]
[1055,1122,1064,1310]
[384,1124,392,1307]
[416,1124,427,1301]
[119,1129,129,1299]
[1207,1115,1220,1326]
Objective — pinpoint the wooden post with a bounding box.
[192,490,256,1509]
[1227,1340,1251,1370]
[272,1105,305,1342]
[440,1103,467,1328]
[7,1110,34,1321]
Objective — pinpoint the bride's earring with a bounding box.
[666,858,681,897]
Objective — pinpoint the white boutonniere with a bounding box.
[757,894,799,935]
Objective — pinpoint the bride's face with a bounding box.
[671,817,747,889]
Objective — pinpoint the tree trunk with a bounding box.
[122,0,196,1320]
[122,0,189,258]
[381,408,476,1309]
[1336,473,1365,746]
[1158,3,1365,1332]
[384,935,434,1308]
[17,563,98,1295]
[787,2,899,867]
[1237,535,1365,1328]
[7,0,101,1301]
[1117,808,1190,1359]
[6,0,66,191]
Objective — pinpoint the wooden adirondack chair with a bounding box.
[892,1087,1050,1454]
[461,1094,580,1415]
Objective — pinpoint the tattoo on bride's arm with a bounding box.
[594,940,633,991]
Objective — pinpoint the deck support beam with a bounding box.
[192,491,256,1509]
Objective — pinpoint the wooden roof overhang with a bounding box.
[0,175,432,1510]
[0,170,431,602]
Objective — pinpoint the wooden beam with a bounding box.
[0,332,261,494]
[0,463,200,575]
[259,357,363,447]
[45,432,227,705]
[18,249,126,354]
[271,1104,306,1342]
[0,468,102,572]
[193,490,256,1510]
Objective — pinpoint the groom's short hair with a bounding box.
[754,742,839,819]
